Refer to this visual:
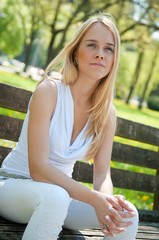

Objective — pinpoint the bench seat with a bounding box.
[0,216,159,240]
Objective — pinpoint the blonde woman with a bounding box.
[0,14,138,239]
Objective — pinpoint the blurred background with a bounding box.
[0,0,159,210]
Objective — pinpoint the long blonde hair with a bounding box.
[43,13,120,159]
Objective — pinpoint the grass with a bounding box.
[1,70,159,210]
[0,70,37,91]
[114,98,159,128]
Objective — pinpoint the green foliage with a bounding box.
[147,96,159,111]
[113,188,153,210]
[0,0,25,56]
[116,48,137,100]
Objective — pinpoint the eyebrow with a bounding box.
[85,39,115,47]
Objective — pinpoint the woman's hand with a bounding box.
[91,191,135,236]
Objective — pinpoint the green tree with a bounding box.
[138,42,159,109]
[0,0,25,57]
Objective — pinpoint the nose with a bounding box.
[95,50,104,60]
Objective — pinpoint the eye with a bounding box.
[104,47,114,53]
[87,43,96,48]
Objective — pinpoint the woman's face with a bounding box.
[75,22,115,82]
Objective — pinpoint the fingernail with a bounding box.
[108,206,114,212]
[122,228,127,232]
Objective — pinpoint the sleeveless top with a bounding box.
[1,80,93,178]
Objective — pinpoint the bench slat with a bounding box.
[1,134,158,170]
[1,83,159,146]
[139,209,159,222]
[0,115,23,141]
[73,162,159,193]
[112,168,159,193]
[0,158,158,193]
[117,117,159,146]
[112,142,159,169]
[0,83,32,113]
[0,146,12,166]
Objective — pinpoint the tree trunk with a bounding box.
[45,0,62,66]
[45,0,88,66]
[23,14,37,73]
[138,45,159,109]
[125,49,144,104]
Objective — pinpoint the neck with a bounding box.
[70,76,99,105]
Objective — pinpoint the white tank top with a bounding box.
[1,80,93,178]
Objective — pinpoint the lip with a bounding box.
[90,63,105,68]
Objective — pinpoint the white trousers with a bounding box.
[0,179,138,240]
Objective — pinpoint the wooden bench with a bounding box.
[0,82,159,240]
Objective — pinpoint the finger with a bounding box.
[107,197,123,211]
[102,217,128,236]
[105,214,117,230]
[114,194,125,201]
[100,222,112,236]
[108,206,122,221]
[105,215,127,232]
[115,219,132,228]
[118,199,136,213]
[102,224,117,237]
[118,209,136,219]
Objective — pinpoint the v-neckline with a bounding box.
[68,85,89,148]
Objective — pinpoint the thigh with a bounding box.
[64,198,99,229]
[0,178,70,224]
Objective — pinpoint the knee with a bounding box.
[127,201,139,223]
[125,201,139,234]
[37,184,70,211]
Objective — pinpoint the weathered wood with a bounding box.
[139,209,159,222]
[137,222,159,239]
[0,216,159,240]
[0,115,23,141]
[112,168,159,193]
[0,146,12,166]
[112,142,159,169]
[117,117,159,146]
[73,162,159,193]
[154,168,159,211]
[0,82,32,113]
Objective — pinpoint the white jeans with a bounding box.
[0,179,138,240]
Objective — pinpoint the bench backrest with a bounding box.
[0,82,159,211]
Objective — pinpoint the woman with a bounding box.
[0,14,138,239]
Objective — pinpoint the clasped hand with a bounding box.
[93,193,136,237]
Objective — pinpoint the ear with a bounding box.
[73,50,78,66]
[74,51,77,59]
[74,56,78,66]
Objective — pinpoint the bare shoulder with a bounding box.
[30,79,58,115]
[34,79,57,98]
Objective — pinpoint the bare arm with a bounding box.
[93,108,136,235]
[93,107,116,195]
